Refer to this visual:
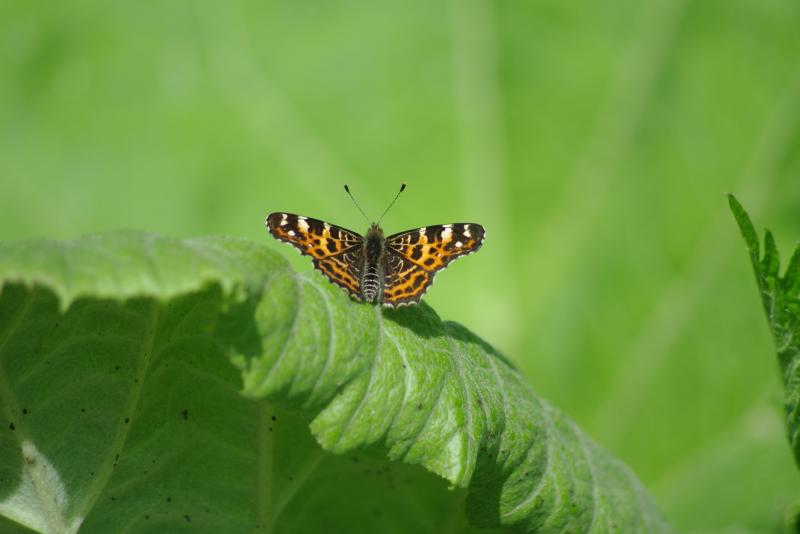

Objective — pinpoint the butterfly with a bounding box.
[265,184,485,307]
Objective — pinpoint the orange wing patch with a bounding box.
[266,212,361,260]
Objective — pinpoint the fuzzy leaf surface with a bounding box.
[0,232,669,532]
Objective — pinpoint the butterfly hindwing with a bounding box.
[382,251,434,306]
[312,253,362,300]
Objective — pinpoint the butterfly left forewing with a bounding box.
[266,212,362,259]
[266,212,364,299]
[382,223,485,306]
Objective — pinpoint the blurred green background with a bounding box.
[2,0,800,530]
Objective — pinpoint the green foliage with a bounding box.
[729,195,800,467]
[0,232,669,533]
[2,1,800,531]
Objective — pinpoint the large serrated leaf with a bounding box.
[729,194,800,467]
[0,232,669,533]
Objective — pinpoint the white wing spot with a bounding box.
[297,219,310,232]
[287,230,295,236]
[455,241,463,248]
[463,225,471,238]
[280,214,288,226]
[441,227,453,239]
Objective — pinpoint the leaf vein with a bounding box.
[331,304,384,450]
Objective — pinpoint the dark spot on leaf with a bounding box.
[145,515,150,520]
[22,408,27,415]
[133,379,138,383]
[81,408,86,413]
[181,409,189,420]
[166,496,172,503]
[124,417,130,424]
[352,457,360,463]
[416,403,423,410]
[269,427,273,432]
[271,415,276,421]
[114,366,119,371]
[110,497,115,501]
[185,515,191,522]
[9,423,15,431]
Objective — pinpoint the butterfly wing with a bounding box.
[382,223,485,306]
[266,212,363,299]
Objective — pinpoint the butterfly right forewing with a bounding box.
[381,223,485,306]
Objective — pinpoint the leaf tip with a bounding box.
[727,194,760,261]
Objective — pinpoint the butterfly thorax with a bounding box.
[360,224,386,303]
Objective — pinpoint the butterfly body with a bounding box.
[360,224,386,302]
[266,212,484,307]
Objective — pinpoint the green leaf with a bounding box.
[729,195,800,467]
[0,231,669,533]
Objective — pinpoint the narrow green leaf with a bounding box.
[727,193,761,267]
[783,245,800,296]
[762,230,781,280]
[0,232,670,532]
[729,196,800,468]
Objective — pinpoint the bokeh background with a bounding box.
[2,0,800,530]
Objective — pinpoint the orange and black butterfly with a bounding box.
[265,184,485,307]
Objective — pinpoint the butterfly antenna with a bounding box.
[377,183,406,225]
[344,184,371,224]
